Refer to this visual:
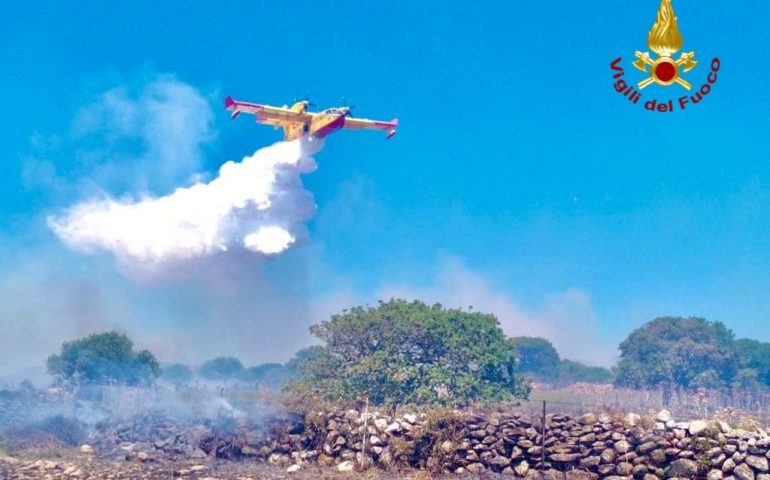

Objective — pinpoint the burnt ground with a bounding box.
[0,447,505,480]
[0,450,500,480]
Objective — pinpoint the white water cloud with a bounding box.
[48,139,322,271]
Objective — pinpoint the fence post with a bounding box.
[361,397,369,470]
[541,400,546,476]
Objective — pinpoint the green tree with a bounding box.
[198,356,244,380]
[160,363,193,383]
[556,359,614,385]
[510,337,561,381]
[614,317,738,394]
[732,368,762,393]
[46,331,160,386]
[286,299,531,407]
[734,338,770,386]
[242,363,291,389]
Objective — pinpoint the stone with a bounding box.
[626,414,642,426]
[511,446,523,459]
[720,421,734,434]
[581,456,601,468]
[491,455,511,468]
[542,469,567,480]
[384,422,401,434]
[402,413,417,424]
[724,459,737,472]
[519,439,535,449]
[735,463,756,480]
[241,446,258,455]
[616,441,632,454]
[638,442,657,453]
[550,453,581,463]
[651,449,667,464]
[599,465,617,475]
[667,459,698,478]
[747,456,770,472]
[617,462,634,475]
[602,449,618,463]
[657,410,673,423]
[78,445,94,454]
[644,474,661,480]
[286,464,300,473]
[580,414,598,425]
[337,461,355,472]
[190,466,207,473]
[564,470,597,480]
[467,463,486,473]
[374,418,387,431]
[634,464,650,477]
[514,460,530,476]
[709,470,725,480]
[690,421,709,436]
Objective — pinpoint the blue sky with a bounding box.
[1,1,769,372]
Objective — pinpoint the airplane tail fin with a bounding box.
[386,119,398,139]
[224,96,241,119]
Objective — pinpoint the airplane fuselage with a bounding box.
[225,96,398,141]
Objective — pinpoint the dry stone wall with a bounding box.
[89,408,770,478]
[241,409,770,477]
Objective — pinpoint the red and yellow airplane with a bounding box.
[225,96,398,141]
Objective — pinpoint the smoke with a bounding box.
[318,256,618,367]
[47,139,322,271]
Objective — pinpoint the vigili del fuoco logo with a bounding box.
[610,0,720,112]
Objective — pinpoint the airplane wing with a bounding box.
[224,96,305,124]
[343,116,399,139]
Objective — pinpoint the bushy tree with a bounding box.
[242,363,291,389]
[734,339,770,386]
[286,299,531,407]
[732,368,762,393]
[510,337,561,381]
[47,332,160,386]
[160,363,193,383]
[614,317,738,391]
[556,359,614,385]
[198,357,244,380]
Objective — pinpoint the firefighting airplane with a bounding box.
[224,96,398,141]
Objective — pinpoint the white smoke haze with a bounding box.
[314,256,618,367]
[70,74,216,193]
[48,139,322,270]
